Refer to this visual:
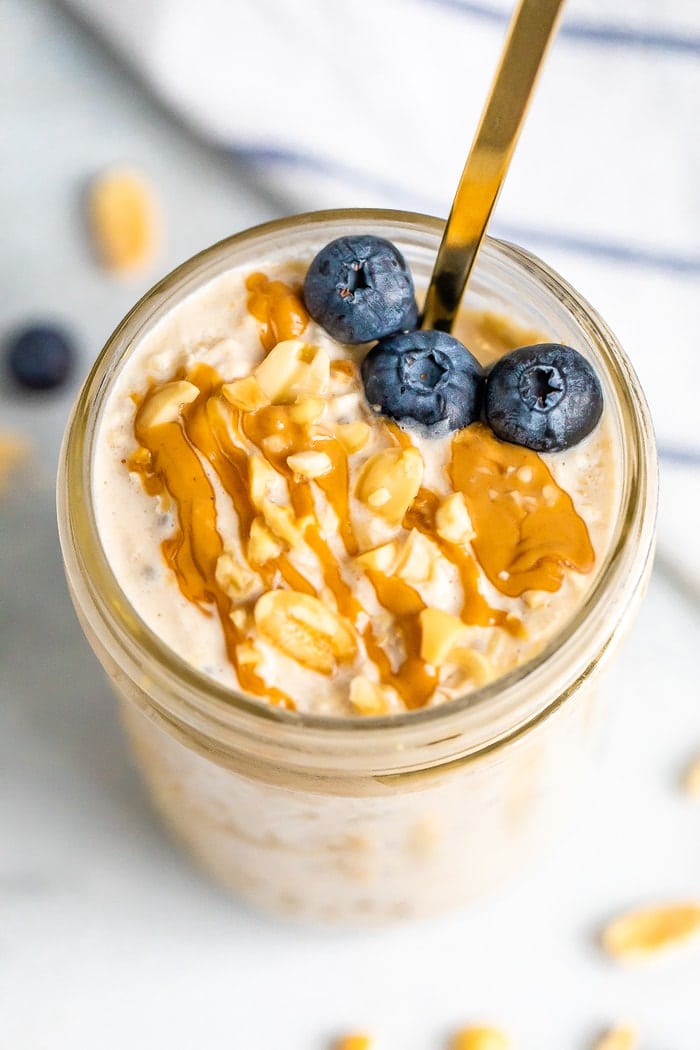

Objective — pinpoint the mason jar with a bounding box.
[56,210,657,923]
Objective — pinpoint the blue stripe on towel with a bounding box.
[496,222,700,276]
[658,446,700,467]
[421,0,700,57]
[231,146,700,277]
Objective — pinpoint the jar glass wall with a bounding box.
[57,210,657,923]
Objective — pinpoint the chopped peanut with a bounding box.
[215,550,260,601]
[683,753,700,796]
[394,529,441,585]
[355,542,399,574]
[248,456,280,510]
[593,1025,637,1050]
[221,375,270,412]
[602,902,700,961]
[419,607,470,666]
[349,676,391,715]
[522,589,547,610]
[254,339,329,403]
[450,1025,510,1050]
[288,397,326,424]
[87,166,160,272]
[248,517,284,565]
[333,1036,372,1050]
[137,381,198,429]
[229,608,248,631]
[0,432,31,495]
[355,446,423,526]
[445,647,494,688]
[254,590,356,674]
[435,491,475,544]
[335,420,371,453]
[260,498,308,548]
[287,450,333,479]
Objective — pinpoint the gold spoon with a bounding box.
[421,0,566,333]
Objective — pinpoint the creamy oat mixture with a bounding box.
[94,250,617,716]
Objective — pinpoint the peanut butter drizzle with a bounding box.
[285,480,424,704]
[405,488,520,634]
[242,406,357,556]
[383,421,520,634]
[179,370,310,600]
[131,417,219,610]
[363,570,437,709]
[245,272,309,351]
[450,423,595,597]
[127,339,592,712]
[128,363,445,709]
[130,374,294,708]
[238,403,434,706]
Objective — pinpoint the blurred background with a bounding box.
[1,1,699,1046]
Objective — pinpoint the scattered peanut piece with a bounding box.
[254,339,329,403]
[435,491,475,544]
[444,646,495,688]
[394,529,440,585]
[333,1035,372,1050]
[288,396,325,424]
[87,166,161,272]
[0,431,31,495]
[602,902,700,961]
[136,380,199,429]
[592,1024,637,1050]
[521,589,547,610]
[222,375,270,412]
[419,607,470,666]
[355,446,423,526]
[334,420,371,454]
[254,590,356,675]
[287,450,332,479]
[248,456,279,510]
[450,1024,510,1050]
[260,498,309,549]
[215,549,260,601]
[349,675,391,716]
[682,753,700,797]
[248,517,284,565]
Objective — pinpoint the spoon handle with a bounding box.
[421,0,566,333]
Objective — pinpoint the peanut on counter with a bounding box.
[87,166,160,273]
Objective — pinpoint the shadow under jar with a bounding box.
[57,209,657,923]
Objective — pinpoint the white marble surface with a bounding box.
[1,2,699,1046]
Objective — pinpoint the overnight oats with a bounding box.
[57,210,657,922]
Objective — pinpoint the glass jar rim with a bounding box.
[58,208,657,769]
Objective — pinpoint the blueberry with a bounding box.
[361,329,483,436]
[6,324,75,391]
[303,235,418,344]
[484,343,603,452]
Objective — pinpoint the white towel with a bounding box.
[65,0,700,593]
